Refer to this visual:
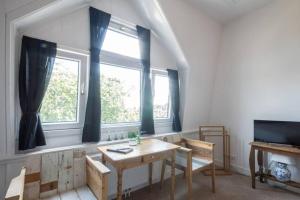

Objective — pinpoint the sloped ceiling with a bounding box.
[186,0,273,24]
[132,0,189,69]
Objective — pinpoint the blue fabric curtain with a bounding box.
[18,36,57,150]
[82,7,111,142]
[137,25,155,135]
[167,69,182,132]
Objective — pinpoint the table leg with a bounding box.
[148,163,153,191]
[170,150,176,200]
[102,155,106,165]
[257,150,264,183]
[117,169,123,200]
[249,146,256,189]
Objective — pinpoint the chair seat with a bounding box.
[176,152,212,171]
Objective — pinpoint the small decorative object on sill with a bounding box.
[128,131,137,146]
[136,133,141,145]
[114,134,118,140]
[270,161,291,182]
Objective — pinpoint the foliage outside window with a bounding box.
[40,57,79,123]
[153,73,170,119]
[101,63,141,124]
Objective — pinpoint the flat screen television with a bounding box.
[254,120,300,147]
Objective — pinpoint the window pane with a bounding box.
[101,64,140,124]
[102,29,140,59]
[153,75,170,119]
[40,57,79,123]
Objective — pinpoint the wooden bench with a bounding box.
[5,151,110,200]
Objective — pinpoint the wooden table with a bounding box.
[98,139,179,200]
[249,142,300,189]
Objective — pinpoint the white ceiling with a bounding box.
[186,0,274,24]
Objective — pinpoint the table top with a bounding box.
[250,141,300,154]
[98,139,179,162]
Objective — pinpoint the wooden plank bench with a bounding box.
[5,151,110,200]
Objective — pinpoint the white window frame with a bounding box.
[42,48,89,131]
[151,69,172,123]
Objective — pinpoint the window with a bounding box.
[40,49,88,129]
[100,22,171,125]
[152,71,171,119]
[102,29,140,59]
[101,64,141,124]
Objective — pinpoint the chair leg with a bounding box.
[211,163,216,193]
[160,159,166,189]
[186,153,192,199]
[186,170,192,199]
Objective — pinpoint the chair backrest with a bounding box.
[5,167,26,200]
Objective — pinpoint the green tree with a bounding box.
[101,75,139,123]
[40,62,78,123]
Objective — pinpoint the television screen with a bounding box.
[254,120,300,147]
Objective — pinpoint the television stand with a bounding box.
[249,142,300,189]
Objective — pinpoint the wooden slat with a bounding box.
[58,151,74,192]
[41,153,59,184]
[24,182,40,200]
[25,172,40,184]
[40,153,59,198]
[40,181,58,193]
[5,167,26,200]
[73,150,86,188]
[24,155,41,175]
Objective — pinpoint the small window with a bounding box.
[153,72,171,119]
[101,64,141,124]
[40,50,88,130]
[102,29,140,59]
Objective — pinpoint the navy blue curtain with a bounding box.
[82,7,111,142]
[167,69,182,132]
[18,36,57,150]
[137,25,155,135]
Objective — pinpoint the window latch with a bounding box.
[81,83,85,95]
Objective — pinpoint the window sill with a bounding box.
[1,129,197,164]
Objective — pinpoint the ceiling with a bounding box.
[186,0,274,24]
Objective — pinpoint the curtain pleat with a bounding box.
[137,25,155,135]
[82,7,111,142]
[18,36,57,150]
[167,69,182,132]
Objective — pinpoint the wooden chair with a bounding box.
[160,136,216,199]
[5,155,110,200]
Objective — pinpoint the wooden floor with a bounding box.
[41,186,96,200]
[41,173,300,200]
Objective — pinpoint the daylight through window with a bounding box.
[40,57,80,123]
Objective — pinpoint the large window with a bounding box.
[101,64,141,124]
[40,22,171,131]
[40,50,88,130]
[100,24,171,125]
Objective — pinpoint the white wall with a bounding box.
[157,0,222,130]
[210,0,300,181]
[21,0,176,70]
